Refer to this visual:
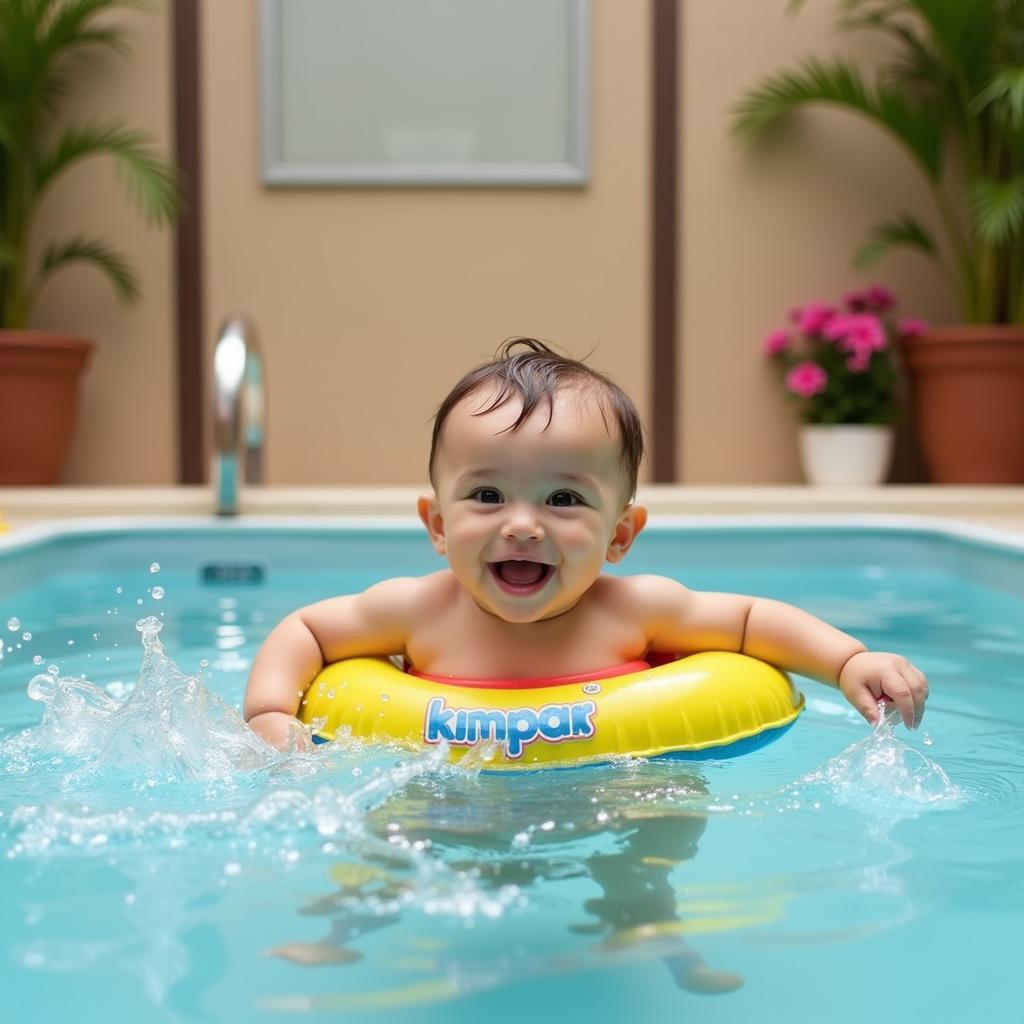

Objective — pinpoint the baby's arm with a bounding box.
[243,576,418,749]
[634,577,928,728]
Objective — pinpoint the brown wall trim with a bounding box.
[651,0,679,481]
[172,0,205,483]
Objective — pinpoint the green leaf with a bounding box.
[33,122,180,224]
[853,213,938,266]
[973,66,1024,129]
[34,235,140,303]
[732,58,945,180]
[901,0,997,92]
[0,238,18,267]
[971,175,1024,244]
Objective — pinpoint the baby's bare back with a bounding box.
[403,571,651,679]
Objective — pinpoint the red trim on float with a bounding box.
[408,660,654,690]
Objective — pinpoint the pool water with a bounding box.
[0,521,1022,1023]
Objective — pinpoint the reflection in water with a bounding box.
[267,767,758,1008]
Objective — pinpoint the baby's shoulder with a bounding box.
[595,573,692,612]
[368,570,461,611]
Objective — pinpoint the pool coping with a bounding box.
[2,484,1023,530]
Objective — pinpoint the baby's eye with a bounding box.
[548,490,584,507]
[470,487,503,504]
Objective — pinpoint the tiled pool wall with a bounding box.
[2,518,1024,601]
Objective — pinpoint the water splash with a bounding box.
[5,617,285,788]
[799,701,964,816]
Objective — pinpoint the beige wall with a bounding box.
[31,1,961,485]
[31,6,176,484]
[202,0,649,485]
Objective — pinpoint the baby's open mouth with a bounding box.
[488,560,554,593]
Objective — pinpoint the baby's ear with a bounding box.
[417,494,446,555]
[606,504,648,564]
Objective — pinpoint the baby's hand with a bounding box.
[838,651,928,730]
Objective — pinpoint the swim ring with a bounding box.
[297,651,804,770]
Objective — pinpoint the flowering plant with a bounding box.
[763,286,928,425]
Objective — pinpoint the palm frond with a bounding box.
[731,58,945,180]
[36,0,139,63]
[33,123,180,225]
[33,235,139,303]
[0,238,19,267]
[852,213,939,267]
[973,65,1024,128]
[971,176,1024,244]
[903,0,997,92]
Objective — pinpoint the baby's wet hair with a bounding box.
[429,338,645,499]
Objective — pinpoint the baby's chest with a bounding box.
[406,603,648,678]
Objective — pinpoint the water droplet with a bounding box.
[199,658,209,668]
[115,586,124,595]
[151,586,165,600]
[136,598,143,606]
[27,674,57,703]
[47,665,59,676]
[21,631,31,642]
[149,562,160,574]
[135,617,163,640]
[6,617,20,632]
[32,655,43,665]
[67,640,75,646]
[922,732,934,747]
[380,694,390,703]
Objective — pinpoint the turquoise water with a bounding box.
[0,522,1021,1023]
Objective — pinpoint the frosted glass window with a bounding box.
[261,0,589,185]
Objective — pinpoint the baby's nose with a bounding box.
[502,505,544,541]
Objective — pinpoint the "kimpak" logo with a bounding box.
[424,697,597,759]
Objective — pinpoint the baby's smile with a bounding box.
[488,559,555,595]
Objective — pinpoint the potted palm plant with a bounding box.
[733,0,1024,483]
[0,0,179,484]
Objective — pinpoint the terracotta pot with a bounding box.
[0,330,94,485]
[900,325,1024,484]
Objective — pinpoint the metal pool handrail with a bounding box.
[212,315,265,516]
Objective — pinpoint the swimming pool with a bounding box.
[0,516,1021,1023]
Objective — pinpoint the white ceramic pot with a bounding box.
[798,425,895,487]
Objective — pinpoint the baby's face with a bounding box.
[419,385,646,624]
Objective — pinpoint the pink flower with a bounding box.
[792,301,837,335]
[846,351,872,373]
[897,317,929,338]
[825,313,887,354]
[866,285,897,311]
[843,288,869,311]
[844,285,897,312]
[785,361,828,397]
[762,328,791,356]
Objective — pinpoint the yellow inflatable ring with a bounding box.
[298,651,804,770]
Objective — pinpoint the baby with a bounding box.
[245,338,928,750]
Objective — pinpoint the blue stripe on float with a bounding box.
[654,718,798,761]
